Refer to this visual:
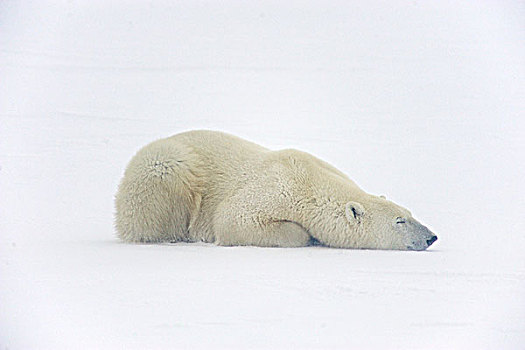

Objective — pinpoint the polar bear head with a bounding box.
[344,196,437,251]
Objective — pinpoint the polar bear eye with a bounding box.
[396,217,406,224]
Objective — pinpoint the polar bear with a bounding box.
[115,130,437,250]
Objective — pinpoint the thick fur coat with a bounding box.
[115,130,437,250]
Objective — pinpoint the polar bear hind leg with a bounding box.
[114,139,200,243]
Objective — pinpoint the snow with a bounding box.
[1,0,524,348]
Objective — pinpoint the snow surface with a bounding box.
[1,1,524,349]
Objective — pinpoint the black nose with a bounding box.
[426,236,438,247]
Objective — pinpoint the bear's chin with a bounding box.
[406,246,427,251]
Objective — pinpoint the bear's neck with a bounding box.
[282,160,370,247]
[292,179,366,248]
[293,197,347,248]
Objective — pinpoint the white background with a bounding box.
[1,1,524,348]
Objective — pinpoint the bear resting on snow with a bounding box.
[115,130,437,250]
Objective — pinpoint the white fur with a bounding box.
[115,130,437,250]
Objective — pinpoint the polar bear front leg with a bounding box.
[214,214,311,248]
[212,180,313,247]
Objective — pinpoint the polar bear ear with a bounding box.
[380,195,386,199]
[345,201,365,224]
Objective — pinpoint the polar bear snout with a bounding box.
[426,235,438,247]
[403,221,438,251]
